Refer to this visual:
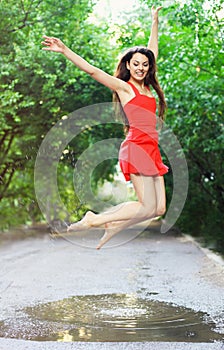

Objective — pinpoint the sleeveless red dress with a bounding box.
[119,81,168,181]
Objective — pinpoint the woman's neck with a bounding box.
[129,78,150,95]
[129,78,145,89]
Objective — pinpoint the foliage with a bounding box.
[0,0,122,228]
[139,0,224,251]
[0,0,223,254]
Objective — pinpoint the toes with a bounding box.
[96,239,106,250]
[67,221,89,232]
[67,212,95,231]
[96,233,112,250]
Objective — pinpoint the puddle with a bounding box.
[0,294,223,342]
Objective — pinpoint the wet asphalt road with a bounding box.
[0,227,223,350]
[0,339,223,350]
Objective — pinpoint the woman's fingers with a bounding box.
[41,40,50,46]
[41,36,62,52]
[41,40,51,50]
[42,35,52,42]
[151,5,163,13]
[41,38,53,50]
[42,35,59,44]
[41,35,65,53]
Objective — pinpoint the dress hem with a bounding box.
[123,168,169,182]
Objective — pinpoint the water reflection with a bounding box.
[57,330,73,342]
[0,293,223,343]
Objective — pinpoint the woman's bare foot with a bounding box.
[67,211,96,232]
[96,222,123,250]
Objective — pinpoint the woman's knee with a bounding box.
[156,204,166,217]
[141,204,157,219]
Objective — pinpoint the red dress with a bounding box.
[119,81,168,181]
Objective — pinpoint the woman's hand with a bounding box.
[151,5,163,21]
[41,35,66,53]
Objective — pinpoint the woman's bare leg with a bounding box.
[96,175,166,249]
[104,176,166,231]
[154,176,166,216]
[96,217,151,249]
[68,175,157,231]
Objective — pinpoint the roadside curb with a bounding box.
[181,233,224,268]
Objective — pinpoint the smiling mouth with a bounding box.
[136,73,145,78]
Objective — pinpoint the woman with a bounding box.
[42,5,168,249]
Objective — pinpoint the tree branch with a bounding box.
[9,0,43,33]
[188,149,222,202]
[0,168,15,201]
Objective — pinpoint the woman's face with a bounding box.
[126,53,149,82]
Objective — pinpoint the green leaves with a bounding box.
[138,0,224,250]
[0,0,117,228]
[0,0,223,252]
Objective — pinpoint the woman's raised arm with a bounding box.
[147,6,162,60]
[42,36,128,94]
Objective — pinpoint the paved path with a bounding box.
[0,228,223,350]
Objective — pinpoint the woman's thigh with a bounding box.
[130,174,157,207]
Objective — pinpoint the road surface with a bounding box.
[0,227,223,349]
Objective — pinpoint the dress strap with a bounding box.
[127,81,140,95]
[127,81,151,94]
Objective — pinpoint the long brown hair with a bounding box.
[113,46,167,128]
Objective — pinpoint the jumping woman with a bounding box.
[42,5,168,249]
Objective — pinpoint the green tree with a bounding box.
[139,0,224,251]
[0,0,122,228]
[1,0,223,254]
